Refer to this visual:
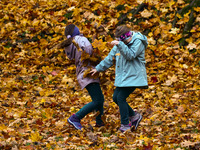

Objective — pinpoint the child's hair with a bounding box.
[115,25,131,38]
[65,24,76,37]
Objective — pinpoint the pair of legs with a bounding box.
[113,87,136,125]
[75,82,104,125]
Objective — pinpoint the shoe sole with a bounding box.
[134,115,142,130]
[67,118,82,130]
[119,127,131,133]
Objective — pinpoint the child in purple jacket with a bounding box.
[63,24,104,130]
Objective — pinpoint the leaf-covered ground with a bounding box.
[0,0,200,149]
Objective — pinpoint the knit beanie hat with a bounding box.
[115,25,131,38]
[65,24,80,38]
[71,25,80,37]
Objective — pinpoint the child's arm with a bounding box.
[95,46,117,72]
[117,39,145,61]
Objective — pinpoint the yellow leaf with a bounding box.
[40,39,48,45]
[3,14,9,20]
[92,39,107,51]
[158,38,165,44]
[43,108,54,119]
[169,28,180,34]
[55,121,65,128]
[80,51,90,62]
[181,140,197,148]
[42,66,52,73]
[172,93,180,99]
[177,105,185,114]
[0,124,7,131]
[169,75,178,82]
[177,13,182,19]
[169,1,175,7]
[39,90,45,96]
[148,32,153,37]
[21,18,29,27]
[187,43,197,50]
[67,6,75,11]
[150,114,158,121]
[62,75,73,84]
[72,39,82,51]
[194,7,200,12]
[115,53,120,56]
[140,9,152,18]
[32,19,40,27]
[46,143,51,149]
[148,37,156,45]
[55,10,65,16]
[161,8,168,13]
[177,0,185,4]
[30,131,42,142]
[0,28,6,35]
[89,57,98,62]
[136,0,144,4]
[73,8,81,16]
[183,64,188,69]
[41,98,46,103]
[181,124,187,128]
[21,68,27,74]
[69,107,76,113]
[127,13,133,20]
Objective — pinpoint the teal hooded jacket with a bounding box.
[95,32,148,88]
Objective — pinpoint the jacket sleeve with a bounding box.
[95,46,117,72]
[117,39,145,61]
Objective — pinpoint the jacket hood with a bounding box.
[130,32,148,49]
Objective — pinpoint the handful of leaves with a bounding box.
[83,67,99,79]
[51,38,102,79]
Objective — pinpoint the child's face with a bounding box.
[123,37,132,44]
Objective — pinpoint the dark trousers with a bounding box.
[76,83,104,124]
[113,87,136,124]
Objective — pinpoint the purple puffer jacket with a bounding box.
[64,35,100,90]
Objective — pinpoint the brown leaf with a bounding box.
[177,105,185,114]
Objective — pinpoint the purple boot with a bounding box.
[67,114,82,130]
[119,124,131,132]
[129,112,142,130]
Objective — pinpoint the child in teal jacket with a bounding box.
[91,25,148,132]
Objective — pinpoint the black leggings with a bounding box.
[113,87,136,124]
[76,83,104,124]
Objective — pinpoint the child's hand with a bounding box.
[107,42,114,48]
[90,68,98,76]
[111,40,119,46]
